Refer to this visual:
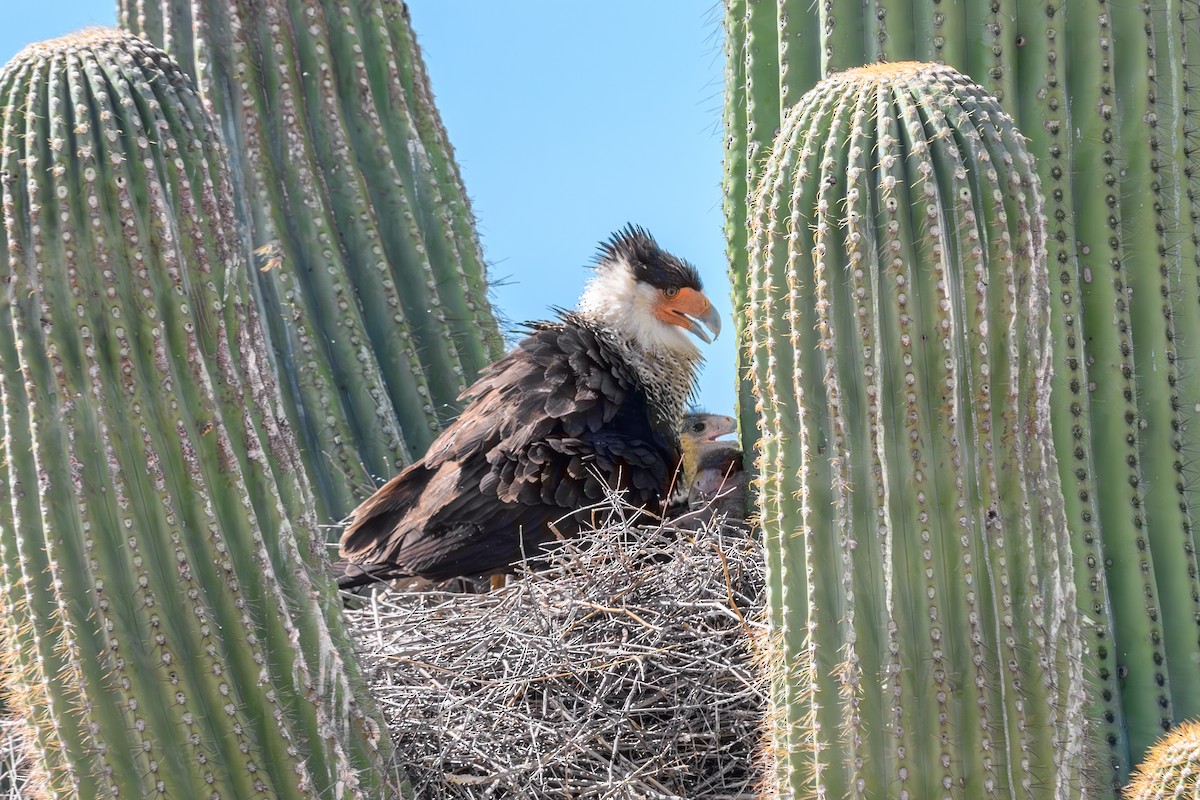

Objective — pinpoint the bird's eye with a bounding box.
[691,422,705,433]
[664,286,679,298]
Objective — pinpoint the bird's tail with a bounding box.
[339,461,434,562]
[331,559,408,591]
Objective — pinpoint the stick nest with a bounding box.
[342,512,767,799]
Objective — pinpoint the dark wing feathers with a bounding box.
[338,317,677,580]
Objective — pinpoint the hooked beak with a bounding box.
[675,299,722,344]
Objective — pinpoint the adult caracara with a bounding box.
[336,226,721,588]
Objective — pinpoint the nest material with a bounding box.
[343,512,767,799]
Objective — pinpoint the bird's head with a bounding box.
[682,412,738,446]
[577,226,722,357]
[678,412,738,482]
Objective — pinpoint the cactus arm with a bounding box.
[114,41,374,791]
[1106,0,1189,756]
[124,34,408,797]
[934,0,967,69]
[378,0,504,372]
[749,62,1086,798]
[1146,0,1200,724]
[0,59,110,798]
[289,1,469,416]
[13,43,264,797]
[779,0,823,104]
[979,0,1017,106]
[73,41,330,797]
[814,0,868,74]
[746,76,837,796]
[0,31,408,798]
[729,0,1200,789]
[121,0,505,524]
[724,0,751,437]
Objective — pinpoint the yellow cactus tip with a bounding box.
[832,61,945,82]
[8,27,143,64]
[1125,719,1200,799]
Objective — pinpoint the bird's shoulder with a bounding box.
[434,314,641,452]
[469,313,638,402]
[421,313,675,502]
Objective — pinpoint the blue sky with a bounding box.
[0,2,735,415]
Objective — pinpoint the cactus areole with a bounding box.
[746,62,1087,798]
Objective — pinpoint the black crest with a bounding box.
[595,224,703,292]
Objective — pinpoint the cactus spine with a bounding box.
[726,0,1200,788]
[1125,721,1200,799]
[747,62,1086,798]
[118,0,506,524]
[0,30,407,798]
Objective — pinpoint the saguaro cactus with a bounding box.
[1125,721,1200,800]
[0,30,407,798]
[118,0,506,523]
[726,1,1200,789]
[747,62,1086,798]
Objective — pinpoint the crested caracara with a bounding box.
[336,226,721,588]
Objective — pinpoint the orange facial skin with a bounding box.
[653,286,722,343]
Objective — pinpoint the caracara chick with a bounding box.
[668,412,747,530]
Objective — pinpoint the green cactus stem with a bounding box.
[746,61,1086,798]
[725,1,1200,789]
[117,0,506,524]
[0,29,408,798]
